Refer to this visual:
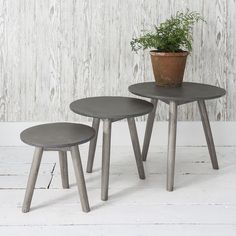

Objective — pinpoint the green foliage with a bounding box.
[131,10,205,53]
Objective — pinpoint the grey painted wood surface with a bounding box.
[0,0,234,121]
[70,96,153,119]
[20,122,95,147]
[129,82,226,102]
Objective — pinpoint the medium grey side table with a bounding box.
[129,82,226,191]
[20,122,95,213]
[70,96,153,201]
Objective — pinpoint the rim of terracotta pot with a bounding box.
[150,50,189,57]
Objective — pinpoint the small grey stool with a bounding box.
[70,96,154,201]
[129,82,226,191]
[20,122,95,213]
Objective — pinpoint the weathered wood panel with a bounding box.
[0,0,234,121]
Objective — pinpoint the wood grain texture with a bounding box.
[0,0,234,122]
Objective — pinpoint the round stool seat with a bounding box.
[129,82,226,102]
[70,96,153,120]
[20,122,95,148]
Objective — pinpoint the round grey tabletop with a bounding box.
[20,122,95,148]
[70,96,154,119]
[128,82,226,102]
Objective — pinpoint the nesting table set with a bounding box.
[20,82,226,213]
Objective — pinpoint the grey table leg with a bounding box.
[87,118,100,173]
[142,99,158,161]
[58,151,69,189]
[198,100,219,169]
[101,119,112,201]
[22,147,43,213]
[70,145,90,212]
[127,117,145,179]
[167,101,178,191]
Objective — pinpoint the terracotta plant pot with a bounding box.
[150,50,189,87]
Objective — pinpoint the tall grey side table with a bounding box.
[129,82,226,191]
[20,122,95,213]
[70,96,153,201]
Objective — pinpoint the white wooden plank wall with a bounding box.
[0,0,235,122]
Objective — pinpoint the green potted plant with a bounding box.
[131,10,205,87]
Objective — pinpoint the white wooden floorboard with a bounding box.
[0,146,236,235]
[0,225,236,236]
[1,225,236,236]
[1,198,236,225]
